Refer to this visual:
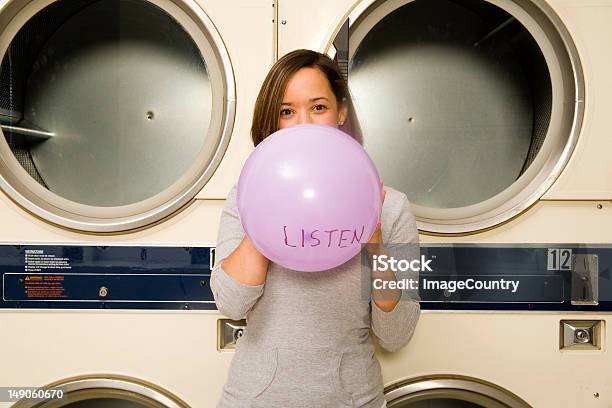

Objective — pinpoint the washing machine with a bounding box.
[275,0,612,406]
[0,0,275,406]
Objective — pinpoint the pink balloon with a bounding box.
[237,124,382,272]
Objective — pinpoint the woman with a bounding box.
[211,49,420,408]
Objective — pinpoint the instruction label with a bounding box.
[24,249,71,272]
[23,274,67,299]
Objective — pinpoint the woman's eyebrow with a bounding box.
[281,97,329,105]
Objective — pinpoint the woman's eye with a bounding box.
[280,108,292,116]
[313,104,327,112]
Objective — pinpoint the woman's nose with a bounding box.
[296,111,313,125]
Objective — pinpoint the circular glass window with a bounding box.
[342,0,583,233]
[0,0,235,232]
[398,399,483,408]
[10,376,190,408]
[384,376,532,408]
[62,399,150,408]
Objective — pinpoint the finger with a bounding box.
[379,180,386,224]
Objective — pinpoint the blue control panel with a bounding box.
[418,245,611,311]
[0,244,610,311]
[0,245,216,310]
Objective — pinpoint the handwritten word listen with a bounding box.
[283,226,365,248]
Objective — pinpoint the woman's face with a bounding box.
[278,67,348,129]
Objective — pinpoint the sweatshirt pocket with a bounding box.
[252,348,351,407]
[334,347,380,402]
[224,348,278,400]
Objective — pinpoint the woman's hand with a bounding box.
[367,180,386,246]
[222,235,270,286]
[368,181,400,312]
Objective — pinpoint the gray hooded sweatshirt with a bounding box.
[211,184,420,408]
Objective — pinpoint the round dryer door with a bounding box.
[0,0,235,232]
[10,375,190,408]
[385,376,532,407]
[335,0,583,233]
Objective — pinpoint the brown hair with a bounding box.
[251,49,362,146]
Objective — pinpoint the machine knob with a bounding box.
[234,328,244,341]
[575,328,591,343]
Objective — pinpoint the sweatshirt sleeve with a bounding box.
[209,185,265,320]
[371,194,421,353]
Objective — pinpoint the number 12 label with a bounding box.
[548,248,572,271]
